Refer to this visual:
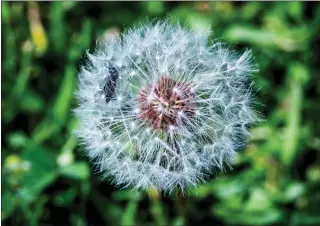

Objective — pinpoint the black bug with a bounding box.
[103,65,119,103]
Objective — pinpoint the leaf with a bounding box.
[213,205,284,225]
[20,90,44,113]
[143,2,165,15]
[224,25,302,52]
[19,144,58,203]
[53,188,77,207]
[281,63,309,166]
[1,191,16,220]
[283,182,305,202]
[59,162,90,180]
[52,63,76,125]
[49,2,66,53]
[291,213,320,226]
[244,188,272,211]
[225,25,277,45]
[7,131,28,149]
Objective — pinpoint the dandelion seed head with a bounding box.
[74,20,259,193]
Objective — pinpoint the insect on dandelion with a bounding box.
[74,21,259,193]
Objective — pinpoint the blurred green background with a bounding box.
[2,1,320,226]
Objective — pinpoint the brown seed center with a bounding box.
[137,76,196,131]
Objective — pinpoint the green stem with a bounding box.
[149,189,168,226]
[176,190,188,226]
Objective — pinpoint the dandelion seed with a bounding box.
[74,20,259,192]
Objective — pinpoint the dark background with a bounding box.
[2,1,320,226]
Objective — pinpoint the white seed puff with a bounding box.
[74,21,259,193]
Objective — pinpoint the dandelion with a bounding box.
[74,21,259,193]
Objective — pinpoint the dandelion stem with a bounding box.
[176,190,188,226]
[149,188,168,226]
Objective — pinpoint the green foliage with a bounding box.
[2,2,320,225]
